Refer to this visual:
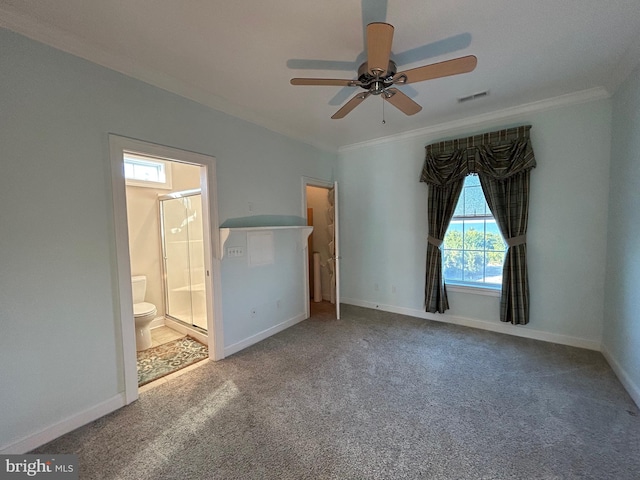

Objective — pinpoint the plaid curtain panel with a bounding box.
[425,179,465,313]
[421,125,536,325]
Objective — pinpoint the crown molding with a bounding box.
[338,87,610,153]
[0,6,337,154]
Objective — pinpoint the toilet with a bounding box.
[131,275,157,351]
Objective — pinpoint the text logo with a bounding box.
[0,455,78,479]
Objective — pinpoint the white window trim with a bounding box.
[124,152,173,189]
[443,175,506,293]
[446,282,501,297]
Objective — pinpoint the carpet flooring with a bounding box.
[33,305,640,479]
[137,336,208,386]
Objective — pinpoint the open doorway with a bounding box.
[109,136,223,404]
[303,178,340,319]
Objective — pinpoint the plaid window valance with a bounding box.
[420,125,536,186]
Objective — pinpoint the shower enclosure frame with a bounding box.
[158,188,208,336]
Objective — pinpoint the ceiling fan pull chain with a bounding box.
[382,96,386,124]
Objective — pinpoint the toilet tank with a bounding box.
[131,275,147,304]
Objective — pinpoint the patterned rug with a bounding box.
[137,336,208,386]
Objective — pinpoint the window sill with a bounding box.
[446,283,501,297]
[125,179,173,189]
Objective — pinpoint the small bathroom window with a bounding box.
[124,152,173,189]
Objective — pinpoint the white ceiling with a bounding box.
[2,0,640,151]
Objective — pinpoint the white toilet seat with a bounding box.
[134,302,156,317]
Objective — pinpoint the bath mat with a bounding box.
[137,336,208,386]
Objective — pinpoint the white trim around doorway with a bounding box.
[108,135,224,405]
[301,177,334,214]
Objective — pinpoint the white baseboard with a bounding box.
[601,344,640,409]
[341,297,601,351]
[224,312,307,357]
[0,393,126,454]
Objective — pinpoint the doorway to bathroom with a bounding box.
[109,135,223,403]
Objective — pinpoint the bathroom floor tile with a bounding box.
[150,325,184,347]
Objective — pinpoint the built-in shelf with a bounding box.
[219,225,313,259]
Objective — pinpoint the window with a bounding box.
[443,175,506,288]
[123,152,172,189]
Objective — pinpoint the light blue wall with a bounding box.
[0,29,336,451]
[603,65,640,404]
[338,98,612,348]
[221,228,309,351]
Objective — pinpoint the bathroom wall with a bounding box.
[125,162,201,317]
[306,186,332,301]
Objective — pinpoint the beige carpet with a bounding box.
[34,305,640,479]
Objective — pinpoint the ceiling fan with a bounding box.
[290,23,477,119]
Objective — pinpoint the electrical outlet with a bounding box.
[227,246,244,257]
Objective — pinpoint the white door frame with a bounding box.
[301,176,340,319]
[109,135,224,404]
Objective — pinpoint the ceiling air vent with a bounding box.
[458,90,489,103]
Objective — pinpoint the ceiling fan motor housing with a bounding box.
[357,60,398,94]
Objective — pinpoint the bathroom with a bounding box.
[124,151,211,387]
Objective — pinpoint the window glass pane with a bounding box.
[443,221,463,249]
[444,176,505,287]
[462,220,484,250]
[465,174,480,187]
[133,163,160,182]
[453,188,465,217]
[485,220,505,252]
[463,250,485,282]
[123,153,170,187]
[485,252,503,284]
[443,249,463,282]
[464,185,486,216]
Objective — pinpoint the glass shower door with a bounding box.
[187,196,207,330]
[160,192,208,331]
